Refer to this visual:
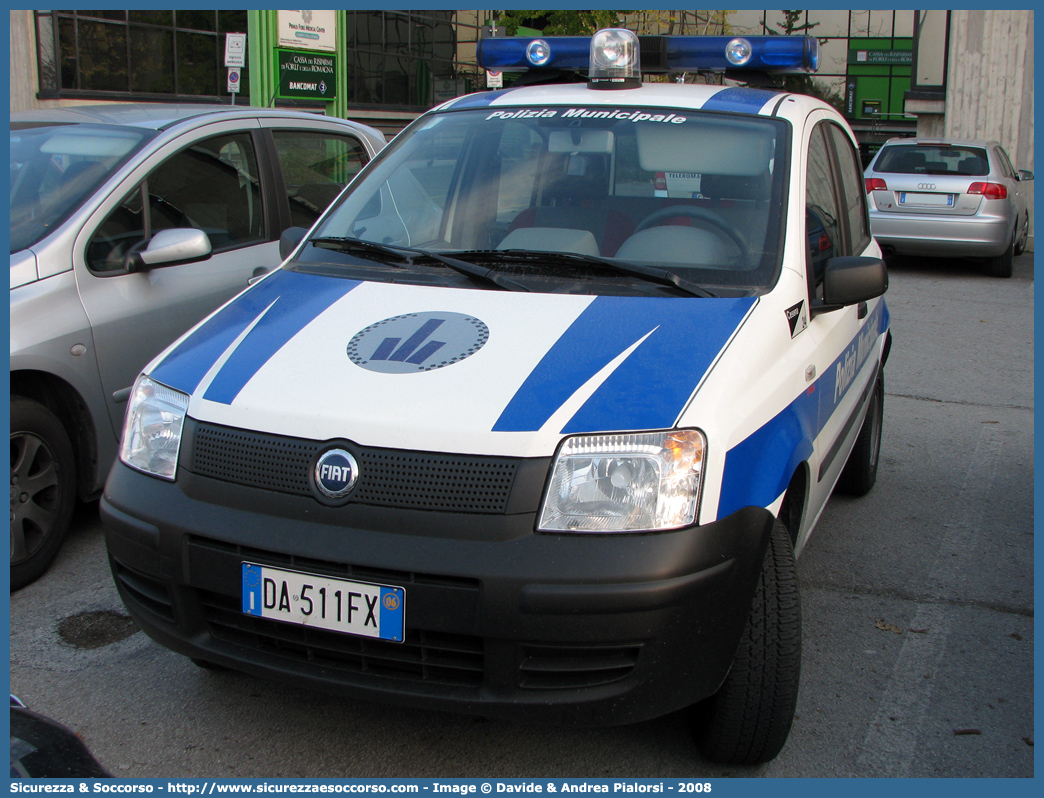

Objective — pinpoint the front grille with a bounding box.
[187,422,521,513]
[197,589,485,688]
[191,425,315,495]
[519,643,642,689]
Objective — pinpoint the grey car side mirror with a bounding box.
[126,228,212,273]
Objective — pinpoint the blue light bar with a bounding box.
[477,33,819,74]
[477,36,592,71]
[666,36,819,73]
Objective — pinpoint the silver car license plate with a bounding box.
[899,192,954,206]
[241,562,405,642]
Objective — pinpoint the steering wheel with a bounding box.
[634,205,749,263]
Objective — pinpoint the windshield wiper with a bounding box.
[454,249,717,298]
[308,237,529,292]
[310,237,412,267]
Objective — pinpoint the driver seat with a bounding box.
[615,224,731,268]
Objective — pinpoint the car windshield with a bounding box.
[874,144,990,176]
[303,105,789,296]
[10,122,155,253]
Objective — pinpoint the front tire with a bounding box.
[690,519,801,765]
[836,375,884,497]
[10,397,77,591]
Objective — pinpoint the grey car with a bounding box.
[864,137,1033,277]
[10,104,385,589]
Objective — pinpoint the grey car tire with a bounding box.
[10,397,76,591]
[690,519,801,765]
[1013,213,1029,257]
[986,225,1015,278]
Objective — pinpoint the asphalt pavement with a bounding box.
[9,251,1034,779]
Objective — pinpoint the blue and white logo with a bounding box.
[314,449,359,499]
[348,312,489,374]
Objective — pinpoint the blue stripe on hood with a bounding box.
[702,87,782,114]
[443,88,525,109]
[150,270,358,398]
[494,296,755,434]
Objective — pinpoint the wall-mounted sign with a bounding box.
[277,49,336,100]
[224,33,246,67]
[849,49,912,66]
[227,68,242,94]
[278,10,336,53]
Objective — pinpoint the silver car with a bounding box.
[864,137,1033,277]
[10,104,385,589]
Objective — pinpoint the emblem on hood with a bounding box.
[314,448,360,501]
[348,312,489,373]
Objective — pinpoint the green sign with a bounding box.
[848,49,912,66]
[278,49,336,100]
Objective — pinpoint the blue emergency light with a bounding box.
[477,28,820,87]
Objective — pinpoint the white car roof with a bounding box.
[437,81,831,118]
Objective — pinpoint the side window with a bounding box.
[994,147,1016,179]
[805,124,843,295]
[87,132,264,273]
[272,130,369,228]
[828,124,872,254]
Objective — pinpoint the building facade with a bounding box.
[11,10,488,137]
[9,9,1033,245]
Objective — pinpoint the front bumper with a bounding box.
[102,461,774,726]
[869,209,1012,257]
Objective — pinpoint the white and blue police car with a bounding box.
[102,30,890,765]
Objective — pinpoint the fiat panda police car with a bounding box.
[102,30,890,765]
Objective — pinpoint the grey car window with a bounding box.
[272,130,370,229]
[994,147,1016,179]
[87,132,263,273]
[875,144,989,176]
[9,123,153,254]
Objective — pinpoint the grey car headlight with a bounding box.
[120,375,189,480]
[538,430,706,532]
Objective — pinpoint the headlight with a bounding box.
[538,430,706,532]
[120,375,189,480]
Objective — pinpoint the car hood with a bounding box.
[149,269,756,457]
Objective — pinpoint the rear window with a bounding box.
[874,144,989,176]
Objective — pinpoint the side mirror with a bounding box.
[1018,170,1034,182]
[812,256,888,317]
[126,228,211,273]
[279,226,309,261]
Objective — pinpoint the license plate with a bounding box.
[241,563,405,642]
[899,192,954,206]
